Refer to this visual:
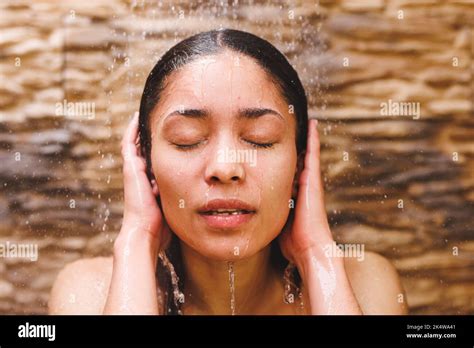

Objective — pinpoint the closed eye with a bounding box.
[171,142,201,150]
[170,140,275,150]
[245,140,274,149]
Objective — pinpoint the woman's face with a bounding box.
[149,50,298,261]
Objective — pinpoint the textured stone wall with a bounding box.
[0,0,473,314]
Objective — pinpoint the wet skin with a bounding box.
[49,51,408,315]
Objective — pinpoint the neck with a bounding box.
[180,242,280,314]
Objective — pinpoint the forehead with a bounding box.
[156,50,288,117]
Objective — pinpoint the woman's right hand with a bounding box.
[104,111,169,314]
[116,111,171,258]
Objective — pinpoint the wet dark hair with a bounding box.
[138,28,308,314]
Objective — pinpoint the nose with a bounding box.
[204,138,246,185]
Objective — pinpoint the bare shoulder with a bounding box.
[344,251,408,314]
[48,256,113,314]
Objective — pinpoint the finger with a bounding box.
[122,112,149,204]
[122,111,140,160]
[297,119,328,226]
[303,119,320,184]
[299,119,322,201]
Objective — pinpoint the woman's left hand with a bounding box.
[278,118,334,266]
[278,118,362,314]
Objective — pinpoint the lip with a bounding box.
[197,198,256,229]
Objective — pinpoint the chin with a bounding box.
[180,232,261,262]
[200,248,251,262]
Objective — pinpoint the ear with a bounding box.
[145,151,159,196]
[291,150,305,199]
[151,177,160,197]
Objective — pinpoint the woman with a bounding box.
[49,29,407,315]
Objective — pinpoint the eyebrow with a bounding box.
[164,107,285,121]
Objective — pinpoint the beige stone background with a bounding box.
[0,0,473,314]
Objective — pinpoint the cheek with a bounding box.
[260,148,296,197]
[254,149,296,235]
[150,145,192,222]
[150,146,175,195]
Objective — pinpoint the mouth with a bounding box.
[197,199,256,229]
[200,209,253,216]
